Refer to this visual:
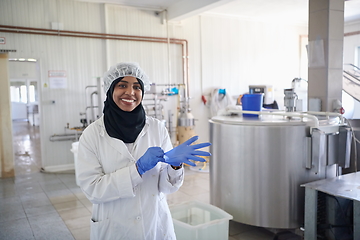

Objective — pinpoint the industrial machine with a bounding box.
[249,85,278,109]
[290,78,308,112]
[249,85,274,105]
[283,88,297,112]
[209,106,352,230]
[82,77,105,125]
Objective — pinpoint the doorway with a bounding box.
[9,60,42,175]
[10,79,39,125]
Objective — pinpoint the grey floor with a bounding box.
[0,121,278,240]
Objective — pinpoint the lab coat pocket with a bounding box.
[90,218,129,240]
[90,218,111,240]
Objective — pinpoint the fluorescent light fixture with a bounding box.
[8,58,37,62]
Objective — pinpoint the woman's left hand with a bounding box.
[136,147,164,175]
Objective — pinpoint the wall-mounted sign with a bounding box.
[48,70,66,78]
[48,70,67,89]
[0,37,5,44]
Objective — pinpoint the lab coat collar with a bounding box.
[95,115,150,152]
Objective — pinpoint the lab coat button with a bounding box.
[100,130,104,137]
[136,216,141,220]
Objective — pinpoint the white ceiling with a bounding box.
[78,0,360,24]
[208,0,360,23]
[207,0,311,25]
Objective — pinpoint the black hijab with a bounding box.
[103,77,146,143]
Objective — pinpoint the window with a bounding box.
[10,80,38,104]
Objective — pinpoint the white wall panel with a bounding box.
[104,4,184,86]
[0,0,185,169]
[105,40,183,84]
[1,0,332,170]
[0,15,107,169]
[181,14,308,143]
[105,5,168,38]
[0,0,104,32]
[0,1,13,25]
[198,15,304,96]
[38,34,106,169]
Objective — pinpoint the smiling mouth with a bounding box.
[121,99,135,103]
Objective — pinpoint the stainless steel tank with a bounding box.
[209,115,324,229]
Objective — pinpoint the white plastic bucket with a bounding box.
[170,201,233,240]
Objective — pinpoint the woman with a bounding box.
[76,62,210,240]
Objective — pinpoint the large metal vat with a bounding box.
[209,115,326,229]
[344,119,360,173]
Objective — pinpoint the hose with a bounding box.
[209,88,233,117]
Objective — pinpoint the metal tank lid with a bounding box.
[210,111,342,131]
[209,114,309,126]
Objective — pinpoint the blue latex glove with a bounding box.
[163,136,211,167]
[136,147,164,175]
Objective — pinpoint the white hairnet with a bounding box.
[103,62,151,94]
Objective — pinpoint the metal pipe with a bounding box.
[306,111,344,125]
[96,77,104,117]
[0,25,191,125]
[90,91,98,121]
[85,106,98,124]
[0,25,185,41]
[344,30,360,37]
[49,133,82,142]
[0,24,189,91]
[153,83,183,86]
[85,85,97,90]
[230,110,344,128]
[165,10,172,86]
[229,110,320,128]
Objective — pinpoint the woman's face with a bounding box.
[112,76,142,112]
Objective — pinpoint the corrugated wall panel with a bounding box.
[0,1,13,25]
[182,14,308,142]
[27,0,46,28]
[0,0,104,32]
[199,15,303,96]
[1,0,313,170]
[38,34,106,168]
[0,33,106,168]
[105,40,183,84]
[105,4,184,85]
[0,0,185,169]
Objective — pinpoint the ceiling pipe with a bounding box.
[344,30,360,37]
[0,24,189,97]
[165,10,172,86]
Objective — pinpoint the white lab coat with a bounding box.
[76,116,184,240]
